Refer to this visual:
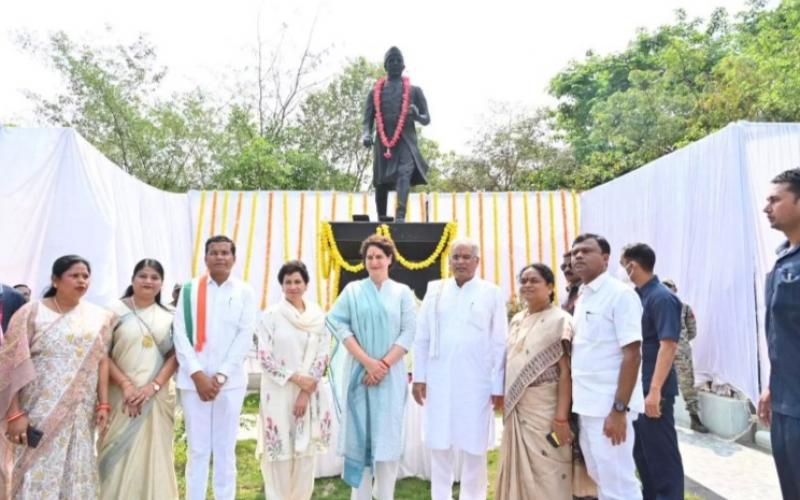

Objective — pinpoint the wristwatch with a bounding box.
[612,400,630,413]
[214,373,228,385]
[151,381,161,393]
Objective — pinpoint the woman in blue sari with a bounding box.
[326,234,416,500]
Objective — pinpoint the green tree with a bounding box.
[428,106,577,191]
[20,30,221,191]
[293,57,384,190]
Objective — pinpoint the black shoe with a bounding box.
[690,413,709,433]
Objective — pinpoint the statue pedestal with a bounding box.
[329,222,448,300]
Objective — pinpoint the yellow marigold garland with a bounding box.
[318,221,458,301]
[377,222,457,270]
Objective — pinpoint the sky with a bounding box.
[0,0,763,152]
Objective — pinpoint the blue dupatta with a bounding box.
[325,279,394,488]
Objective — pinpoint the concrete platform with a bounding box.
[679,426,781,499]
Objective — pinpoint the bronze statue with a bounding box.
[362,46,430,222]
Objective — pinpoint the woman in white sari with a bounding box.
[256,260,331,500]
[97,258,178,500]
[0,255,113,499]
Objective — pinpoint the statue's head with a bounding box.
[384,46,405,78]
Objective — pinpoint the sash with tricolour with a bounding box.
[182,275,209,352]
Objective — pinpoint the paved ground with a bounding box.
[679,426,781,499]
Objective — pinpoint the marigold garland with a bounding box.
[377,222,457,270]
[318,221,457,301]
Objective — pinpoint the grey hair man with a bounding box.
[413,237,507,500]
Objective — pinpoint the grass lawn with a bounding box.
[174,398,702,499]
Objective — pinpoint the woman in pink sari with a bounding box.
[0,255,114,499]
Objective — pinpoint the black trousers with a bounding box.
[772,411,800,499]
[633,395,684,500]
[375,169,412,220]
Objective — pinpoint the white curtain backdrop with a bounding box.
[187,190,581,308]
[740,123,800,389]
[6,124,796,421]
[0,127,192,303]
[581,121,800,406]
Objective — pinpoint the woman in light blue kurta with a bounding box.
[326,234,416,500]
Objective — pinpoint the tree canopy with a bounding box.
[9,0,800,192]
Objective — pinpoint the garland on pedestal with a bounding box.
[318,221,457,304]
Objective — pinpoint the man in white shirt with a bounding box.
[413,238,507,500]
[571,233,644,500]
[173,235,257,500]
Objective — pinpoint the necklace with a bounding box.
[53,296,88,354]
[127,297,157,348]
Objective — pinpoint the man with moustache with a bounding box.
[413,238,507,500]
[173,235,257,500]
[570,233,644,500]
[759,168,800,498]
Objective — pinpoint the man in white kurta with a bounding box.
[413,239,507,500]
[571,233,644,500]
[173,236,257,500]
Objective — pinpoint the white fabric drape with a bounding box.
[0,127,192,303]
[740,123,800,392]
[581,121,800,406]
[6,123,794,418]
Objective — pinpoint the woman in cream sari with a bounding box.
[0,255,113,499]
[97,258,178,500]
[496,263,574,500]
[256,260,331,500]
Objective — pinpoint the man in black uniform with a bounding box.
[362,46,430,222]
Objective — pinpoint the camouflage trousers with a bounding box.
[675,338,699,414]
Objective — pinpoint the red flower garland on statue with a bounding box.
[373,76,411,159]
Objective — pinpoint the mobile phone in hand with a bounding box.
[26,426,43,448]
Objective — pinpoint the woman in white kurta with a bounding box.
[256,260,332,500]
[326,235,416,500]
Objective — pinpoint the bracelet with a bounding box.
[96,403,111,412]
[379,359,390,370]
[5,411,26,423]
[553,418,569,427]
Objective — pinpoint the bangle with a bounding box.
[96,403,111,412]
[553,418,569,427]
[5,411,26,423]
[379,359,390,370]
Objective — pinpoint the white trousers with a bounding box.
[578,414,642,500]
[430,448,487,500]
[351,460,399,500]
[261,456,315,500]
[181,388,246,500]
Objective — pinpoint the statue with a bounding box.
[362,46,430,222]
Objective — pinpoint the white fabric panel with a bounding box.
[0,127,192,304]
[740,123,800,388]
[188,190,578,307]
[581,122,768,405]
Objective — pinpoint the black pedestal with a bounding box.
[330,222,447,300]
